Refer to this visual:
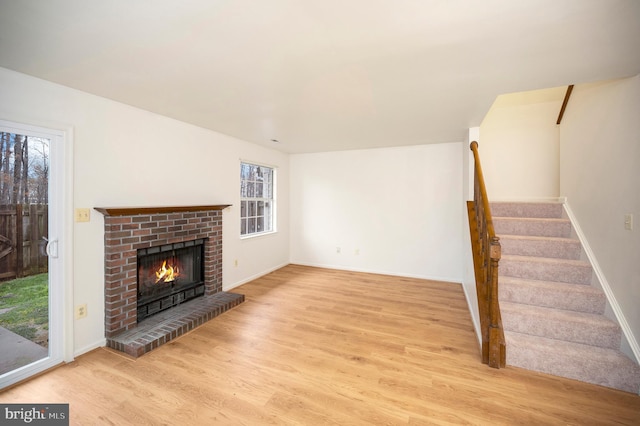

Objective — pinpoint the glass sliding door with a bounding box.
[0,120,66,389]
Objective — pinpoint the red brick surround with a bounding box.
[96,205,230,338]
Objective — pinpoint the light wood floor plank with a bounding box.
[1,264,639,425]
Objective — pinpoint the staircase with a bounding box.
[492,201,640,394]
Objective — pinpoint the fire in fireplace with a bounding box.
[137,238,205,322]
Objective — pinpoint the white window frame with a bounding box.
[240,161,276,238]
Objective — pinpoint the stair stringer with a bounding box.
[563,200,640,371]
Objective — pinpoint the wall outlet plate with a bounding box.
[75,303,87,319]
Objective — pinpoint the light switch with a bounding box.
[75,208,90,222]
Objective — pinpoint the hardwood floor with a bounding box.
[2,264,639,425]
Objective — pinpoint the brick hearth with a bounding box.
[95,205,244,357]
[107,292,244,357]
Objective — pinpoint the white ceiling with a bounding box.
[1,0,639,153]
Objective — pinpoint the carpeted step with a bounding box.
[499,235,582,260]
[505,331,640,394]
[499,276,606,314]
[492,201,640,394]
[501,301,621,349]
[491,202,564,219]
[500,255,592,285]
[493,217,572,238]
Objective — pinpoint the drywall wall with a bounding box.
[290,142,463,282]
[0,67,290,356]
[479,88,564,200]
[560,74,640,351]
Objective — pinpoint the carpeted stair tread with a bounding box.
[500,255,592,285]
[493,217,572,238]
[501,301,621,349]
[499,276,605,314]
[499,234,582,260]
[493,201,640,394]
[491,202,564,219]
[505,330,640,393]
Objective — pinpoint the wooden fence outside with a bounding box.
[0,204,48,281]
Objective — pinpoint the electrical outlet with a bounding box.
[355,249,360,255]
[336,247,341,254]
[75,208,90,222]
[624,214,633,231]
[75,303,87,319]
[234,259,238,267]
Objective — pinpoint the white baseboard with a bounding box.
[223,262,290,291]
[73,338,107,358]
[461,280,483,347]
[490,196,565,203]
[563,201,640,364]
[288,261,462,284]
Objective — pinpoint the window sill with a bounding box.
[240,230,277,240]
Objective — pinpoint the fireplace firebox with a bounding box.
[137,239,205,322]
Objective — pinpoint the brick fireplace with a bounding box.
[95,205,244,357]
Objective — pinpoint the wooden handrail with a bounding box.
[467,141,506,368]
[556,84,574,125]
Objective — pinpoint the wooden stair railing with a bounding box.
[556,85,574,125]
[467,141,506,368]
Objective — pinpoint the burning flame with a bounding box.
[155,260,180,283]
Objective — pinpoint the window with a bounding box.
[240,162,275,236]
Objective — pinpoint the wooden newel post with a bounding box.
[489,237,501,330]
[488,236,505,367]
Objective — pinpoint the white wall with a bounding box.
[0,67,290,356]
[480,88,564,200]
[560,74,640,351]
[290,142,463,282]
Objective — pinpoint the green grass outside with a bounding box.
[0,273,48,346]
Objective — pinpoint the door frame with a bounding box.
[0,119,74,389]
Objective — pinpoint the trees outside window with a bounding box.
[0,132,49,205]
[240,162,275,236]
